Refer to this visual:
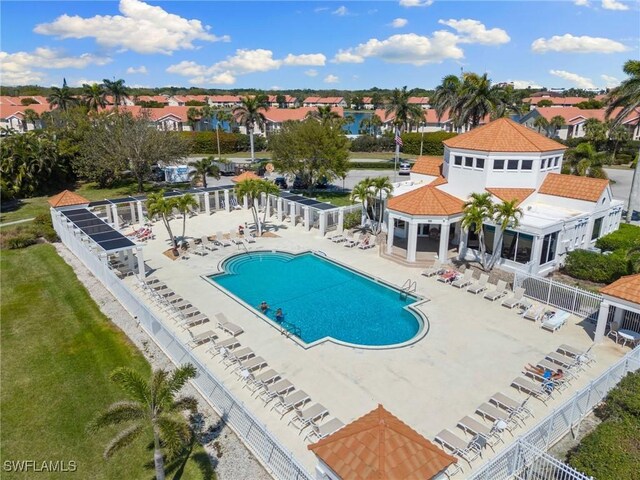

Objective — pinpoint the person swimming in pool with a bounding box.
[275,308,284,322]
[260,301,269,313]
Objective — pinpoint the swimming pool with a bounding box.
[208,251,424,348]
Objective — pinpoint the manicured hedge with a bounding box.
[399,131,458,156]
[179,131,266,154]
[596,224,640,252]
[350,161,399,169]
[564,249,628,283]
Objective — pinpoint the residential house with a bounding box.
[267,95,299,108]
[0,103,49,132]
[302,97,347,108]
[408,96,431,109]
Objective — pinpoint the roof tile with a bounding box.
[231,171,260,182]
[387,185,464,216]
[600,274,640,305]
[48,190,90,207]
[538,173,609,202]
[411,156,443,177]
[486,188,535,206]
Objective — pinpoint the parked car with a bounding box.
[399,162,411,175]
[274,177,288,189]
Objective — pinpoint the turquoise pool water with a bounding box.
[209,252,421,347]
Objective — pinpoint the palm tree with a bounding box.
[47,78,76,111]
[174,193,199,240]
[214,109,233,132]
[371,176,393,233]
[146,191,179,250]
[88,365,197,480]
[461,192,494,270]
[235,178,279,236]
[359,115,382,136]
[454,73,504,129]
[432,74,461,122]
[548,115,565,138]
[103,78,130,106]
[306,105,342,124]
[232,95,269,162]
[186,107,202,131]
[606,60,640,223]
[583,118,607,146]
[568,143,608,178]
[200,104,214,130]
[23,108,40,130]
[533,116,550,135]
[487,199,523,269]
[350,178,375,225]
[188,156,220,188]
[385,86,424,163]
[82,83,108,112]
[608,123,630,163]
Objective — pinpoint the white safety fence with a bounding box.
[52,212,314,480]
[469,346,640,480]
[513,271,602,319]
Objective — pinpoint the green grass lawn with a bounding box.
[311,192,356,207]
[1,244,213,479]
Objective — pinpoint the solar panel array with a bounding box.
[87,186,230,207]
[60,208,136,252]
[279,191,338,211]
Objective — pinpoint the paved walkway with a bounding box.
[0,217,35,228]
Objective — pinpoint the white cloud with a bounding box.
[399,0,433,7]
[549,69,595,89]
[270,85,282,90]
[438,19,510,45]
[601,74,620,87]
[314,7,328,13]
[34,0,229,55]
[126,65,147,74]
[574,0,590,5]
[0,47,111,86]
[167,49,325,85]
[282,53,326,66]
[333,31,464,66]
[532,34,627,53]
[508,80,543,89]
[602,0,629,10]
[73,78,102,87]
[332,6,348,16]
[304,69,319,77]
[324,74,339,84]
[391,18,409,28]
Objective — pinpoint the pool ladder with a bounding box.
[280,320,302,340]
[401,279,417,299]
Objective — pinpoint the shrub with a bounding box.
[399,131,457,156]
[564,249,628,283]
[596,224,640,252]
[343,211,361,229]
[598,371,640,421]
[0,228,38,249]
[350,161,398,169]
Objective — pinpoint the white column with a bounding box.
[338,207,345,233]
[386,215,395,254]
[319,212,326,237]
[304,207,310,231]
[530,235,544,274]
[129,202,136,225]
[214,191,221,210]
[277,198,283,222]
[594,301,610,343]
[112,204,120,230]
[224,190,230,212]
[137,201,144,225]
[290,201,296,224]
[243,195,249,210]
[136,247,145,279]
[266,196,272,218]
[407,221,418,262]
[613,305,624,326]
[105,205,113,224]
[126,249,135,271]
[458,228,468,260]
[438,222,450,262]
[204,192,211,215]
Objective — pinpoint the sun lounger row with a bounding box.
[327,231,376,250]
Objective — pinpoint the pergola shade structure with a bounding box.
[269,191,348,235]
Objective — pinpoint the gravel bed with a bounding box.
[54,243,271,480]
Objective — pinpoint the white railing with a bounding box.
[513,271,602,319]
[468,346,640,480]
[52,211,314,480]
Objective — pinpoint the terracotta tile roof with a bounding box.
[538,173,609,202]
[208,95,241,103]
[232,171,260,182]
[533,107,639,125]
[443,118,566,153]
[303,96,344,104]
[388,185,464,216]
[136,95,168,104]
[0,103,50,118]
[308,405,456,480]
[524,96,588,106]
[408,96,430,105]
[48,190,90,207]
[373,109,395,123]
[486,188,535,206]
[429,176,448,187]
[600,274,640,305]
[412,156,443,177]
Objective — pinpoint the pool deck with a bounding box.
[123,209,629,475]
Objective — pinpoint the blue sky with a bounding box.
[0,0,638,90]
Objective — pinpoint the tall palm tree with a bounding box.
[146,191,179,250]
[606,60,640,223]
[232,95,269,162]
[235,178,279,236]
[186,107,202,131]
[188,156,220,188]
[533,116,550,135]
[350,178,376,224]
[306,105,342,124]
[385,86,424,163]
[371,176,393,233]
[454,73,504,129]
[103,78,130,106]
[88,365,197,480]
[47,78,76,111]
[174,193,199,240]
[461,192,494,270]
[487,199,523,269]
[200,104,214,130]
[568,143,608,178]
[359,115,382,136]
[548,115,565,138]
[23,108,40,130]
[432,74,461,122]
[214,109,233,132]
[82,83,108,112]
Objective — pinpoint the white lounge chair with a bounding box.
[421,260,443,277]
[484,280,508,301]
[207,337,241,356]
[328,232,346,243]
[343,232,361,248]
[215,313,244,336]
[435,429,482,466]
[230,231,244,245]
[489,392,534,422]
[540,310,570,332]
[234,356,267,374]
[215,231,231,247]
[467,274,489,294]
[288,403,329,432]
[545,351,578,369]
[456,416,503,451]
[271,390,310,417]
[259,379,294,404]
[357,235,376,250]
[187,329,218,348]
[474,403,519,432]
[245,234,256,244]
[523,304,546,321]
[222,347,254,367]
[247,369,280,393]
[557,344,595,367]
[501,287,526,309]
[510,377,552,404]
[304,418,345,443]
[201,235,218,252]
[452,269,474,288]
